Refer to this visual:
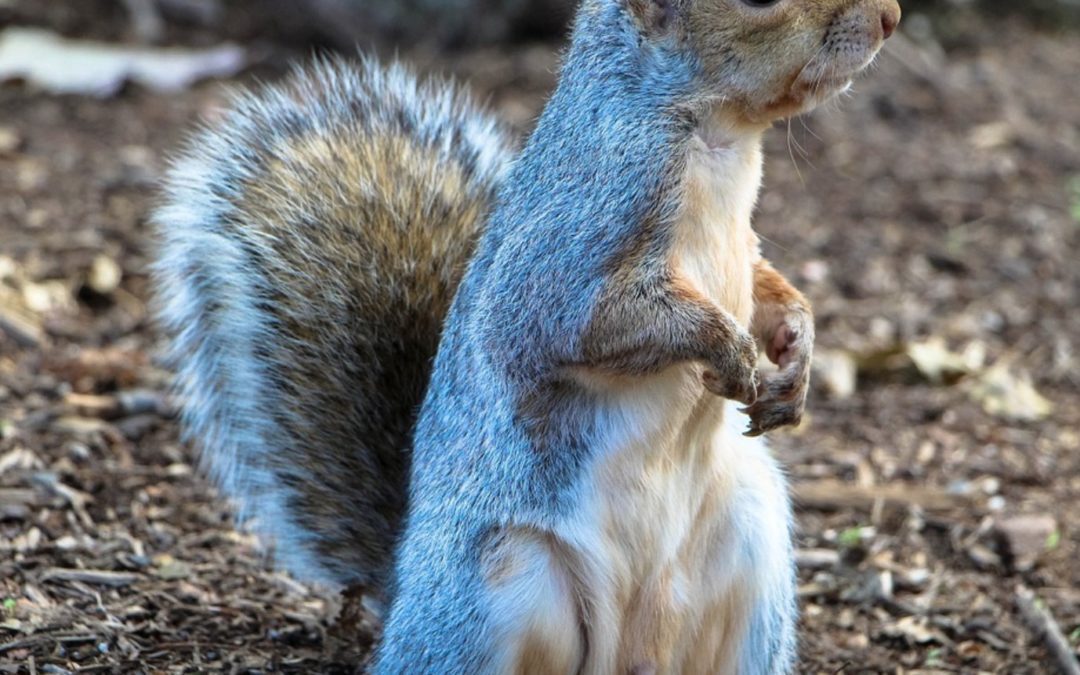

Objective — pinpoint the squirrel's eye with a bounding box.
[741,0,781,7]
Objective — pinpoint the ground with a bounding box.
[1,2,1079,673]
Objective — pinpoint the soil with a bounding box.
[1,1,1079,673]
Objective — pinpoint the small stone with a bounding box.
[54,535,79,550]
[0,126,22,155]
[844,632,869,649]
[800,259,830,284]
[967,543,1002,570]
[979,476,1001,495]
[65,441,92,462]
[15,158,47,192]
[86,255,123,295]
[163,463,191,478]
[25,208,49,229]
[896,567,930,590]
[994,514,1058,571]
[946,479,973,496]
[812,349,857,399]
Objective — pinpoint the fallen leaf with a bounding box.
[0,28,245,97]
[154,555,192,580]
[906,337,985,385]
[969,363,1053,422]
[883,615,945,645]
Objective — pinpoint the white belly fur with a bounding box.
[554,130,786,673]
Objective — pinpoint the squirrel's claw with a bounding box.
[741,308,814,436]
[740,358,809,436]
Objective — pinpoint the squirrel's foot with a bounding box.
[741,319,812,437]
[702,329,760,406]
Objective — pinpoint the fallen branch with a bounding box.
[793,480,968,513]
[1016,584,1080,675]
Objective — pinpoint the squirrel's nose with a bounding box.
[880,7,899,39]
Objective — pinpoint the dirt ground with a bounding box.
[1,1,1079,673]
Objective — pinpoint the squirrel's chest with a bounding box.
[670,139,764,326]
[552,142,770,672]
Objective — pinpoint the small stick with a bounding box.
[795,548,840,571]
[0,307,44,349]
[1016,584,1080,675]
[39,568,139,588]
[793,480,967,513]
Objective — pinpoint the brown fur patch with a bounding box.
[752,259,809,312]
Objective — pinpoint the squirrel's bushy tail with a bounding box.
[153,57,513,592]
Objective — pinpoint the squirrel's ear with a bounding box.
[623,0,679,36]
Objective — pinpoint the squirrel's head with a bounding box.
[624,0,901,126]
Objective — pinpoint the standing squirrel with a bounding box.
[154,0,899,672]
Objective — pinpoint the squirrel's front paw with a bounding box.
[741,315,813,437]
[702,330,760,406]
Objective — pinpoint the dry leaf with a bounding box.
[883,615,945,645]
[969,363,1053,422]
[154,555,192,580]
[906,337,985,385]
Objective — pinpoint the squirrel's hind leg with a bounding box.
[374,526,584,675]
[482,527,585,675]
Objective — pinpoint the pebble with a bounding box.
[87,254,123,295]
[994,514,1058,571]
[0,126,22,155]
[812,349,857,399]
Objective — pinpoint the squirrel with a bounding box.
[154,0,900,672]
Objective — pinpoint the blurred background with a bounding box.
[0,1,1078,672]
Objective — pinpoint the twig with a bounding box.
[0,635,44,654]
[1016,584,1080,675]
[0,306,44,349]
[793,480,968,513]
[39,568,139,588]
[795,548,840,570]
